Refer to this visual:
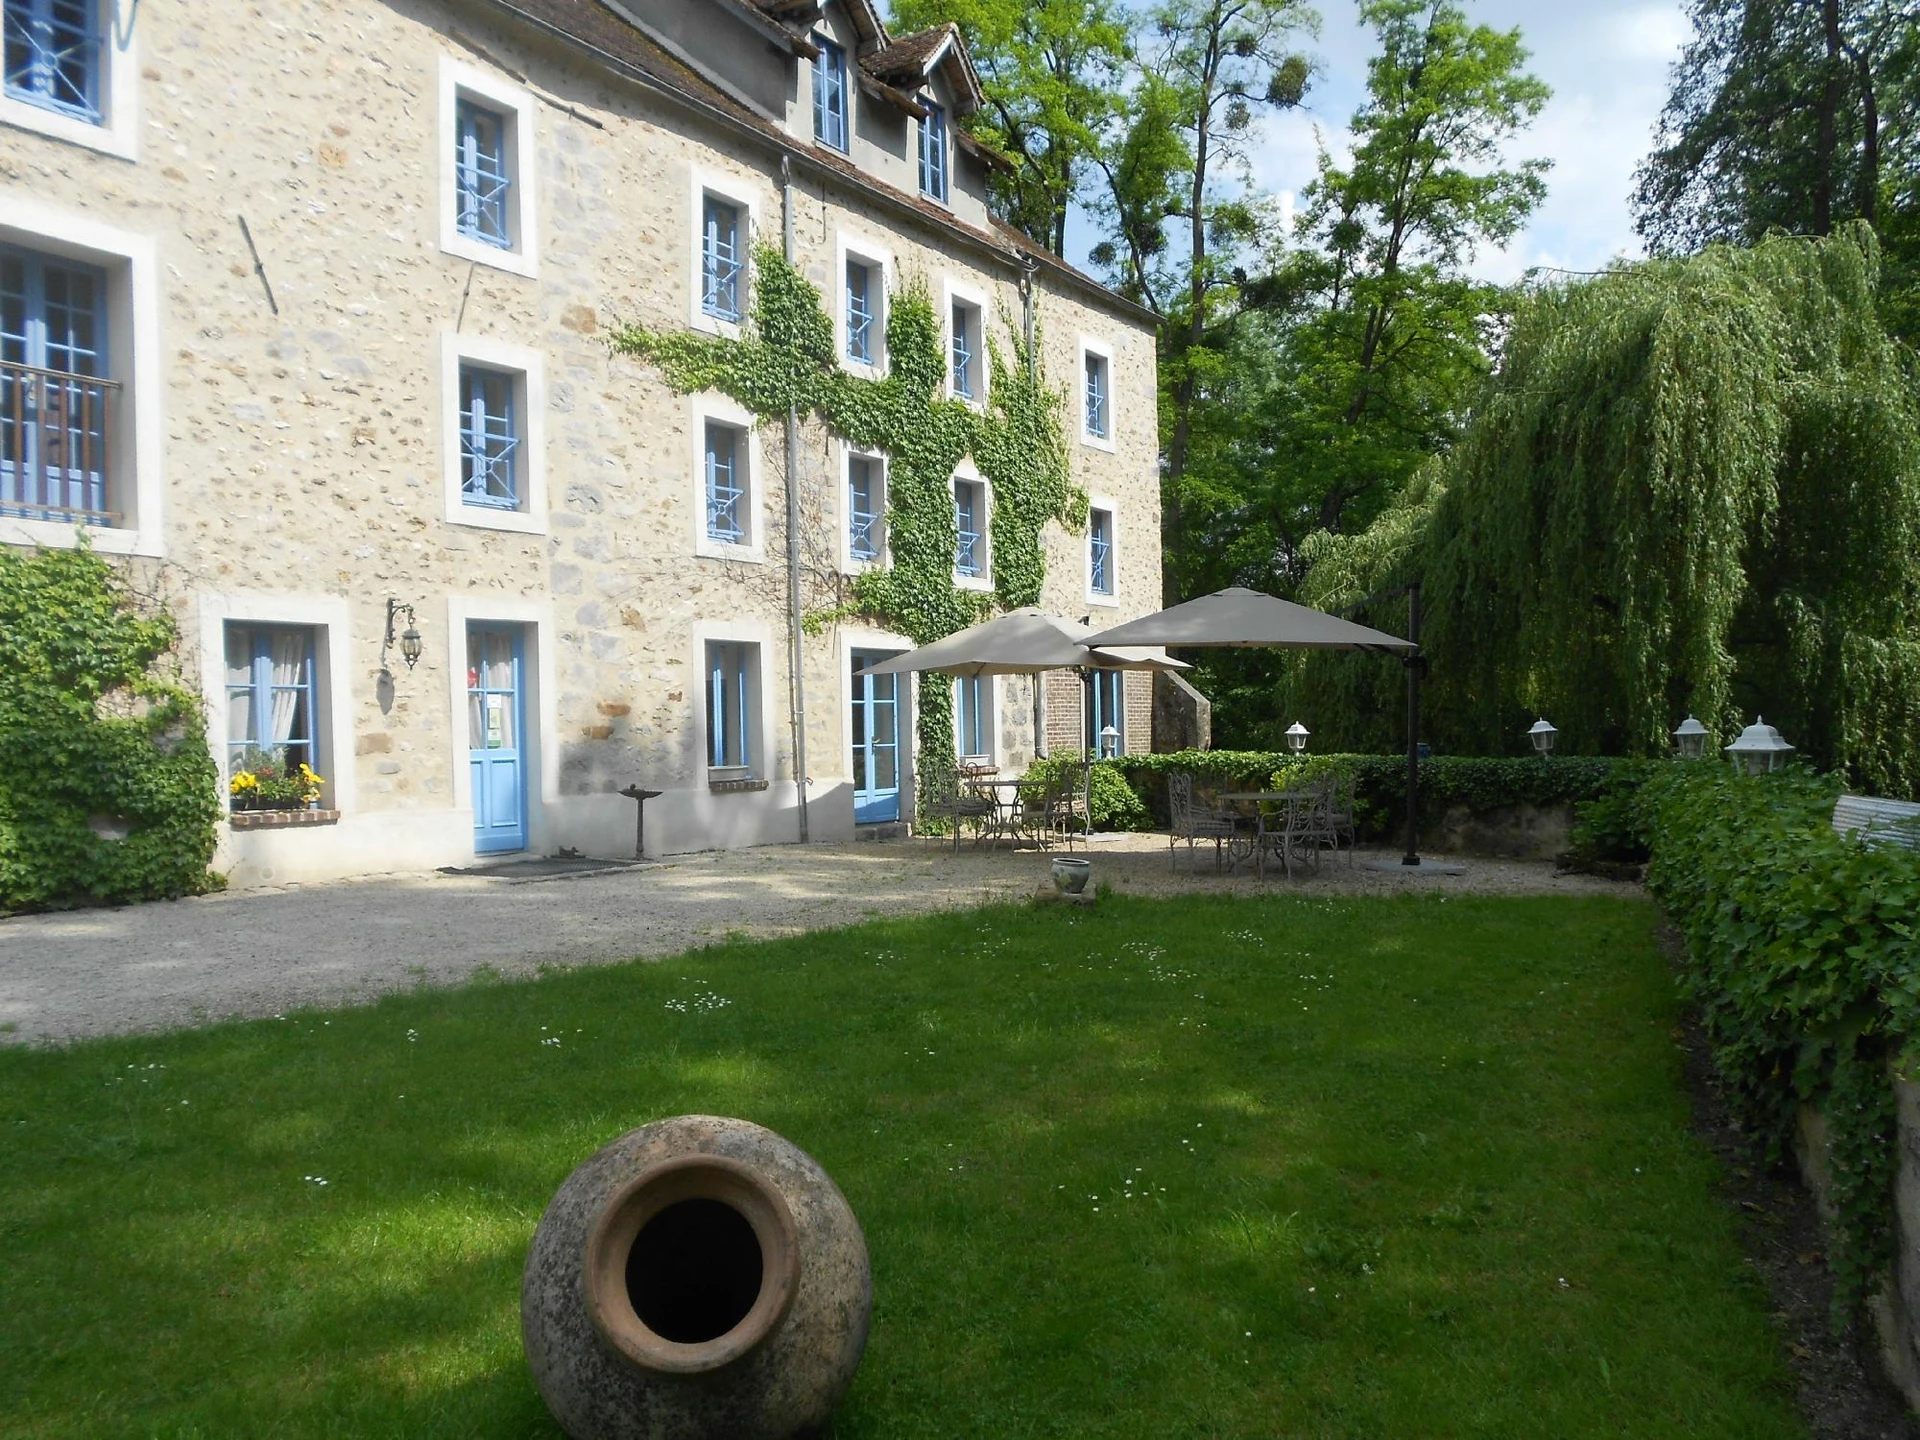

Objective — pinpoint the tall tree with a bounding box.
[892,0,1131,255]
[1088,0,1317,600]
[1634,0,1920,334]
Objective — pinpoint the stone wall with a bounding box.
[0,0,1164,885]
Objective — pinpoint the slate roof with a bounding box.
[476,0,1154,324]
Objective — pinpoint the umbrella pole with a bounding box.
[1402,581,1423,866]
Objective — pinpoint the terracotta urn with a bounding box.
[522,1115,871,1440]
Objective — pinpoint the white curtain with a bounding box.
[225,628,254,756]
[269,629,304,744]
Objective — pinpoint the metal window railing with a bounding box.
[1090,513,1113,593]
[706,431,745,543]
[846,264,873,364]
[702,199,742,322]
[3,0,103,122]
[954,485,983,577]
[951,305,974,400]
[454,100,512,249]
[849,461,880,560]
[0,358,117,525]
[1086,358,1108,438]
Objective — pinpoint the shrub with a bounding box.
[1023,754,1152,832]
[0,544,222,912]
[1640,763,1920,1327]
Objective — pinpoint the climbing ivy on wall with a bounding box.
[0,542,222,911]
[609,245,1080,790]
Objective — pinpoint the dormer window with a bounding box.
[918,99,948,202]
[812,36,848,152]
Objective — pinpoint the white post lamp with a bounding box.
[1527,718,1557,757]
[1099,724,1119,760]
[1286,721,1310,754]
[1725,716,1794,775]
[1672,715,1708,760]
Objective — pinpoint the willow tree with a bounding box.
[1283,225,1920,799]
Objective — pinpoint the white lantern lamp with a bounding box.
[1285,721,1310,754]
[1099,723,1119,760]
[1672,715,1708,760]
[1725,716,1794,775]
[1527,718,1557,758]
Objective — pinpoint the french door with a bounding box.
[850,651,901,824]
[468,624,527,854]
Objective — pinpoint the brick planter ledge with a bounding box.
[229,809,340,831]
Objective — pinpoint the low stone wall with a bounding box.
[1795,1083,1920,1409]
[1426,803,1574,861]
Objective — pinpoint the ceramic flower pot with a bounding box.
[522,1115,871,1440]
[1051,857,1092,894]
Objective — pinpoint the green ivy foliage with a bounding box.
[609,246,1079,789]
[0,543,221,912]
[1639,764,1920,1328]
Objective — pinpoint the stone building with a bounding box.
[0,0,1163,886]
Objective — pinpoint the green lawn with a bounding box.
[0,892,1805,1438]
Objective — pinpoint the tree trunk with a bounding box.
[1813,0,1843,235]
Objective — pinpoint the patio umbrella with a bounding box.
[859,609,1187,678]
[1084,586,1438,870]
[1081,586,1414,652]
[859,609,1186,833]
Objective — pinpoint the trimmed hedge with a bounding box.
[1640,764,1920,1327]
[1042,750,1631,838]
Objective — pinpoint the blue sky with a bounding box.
[1064,0,1694,284]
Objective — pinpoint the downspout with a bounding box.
[781,156,810,843]
[1022,256,1041,757]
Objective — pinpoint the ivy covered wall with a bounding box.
[0,543,222,912]
[610,245,1083,788]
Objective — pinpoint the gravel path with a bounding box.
[0,833,1636,1045]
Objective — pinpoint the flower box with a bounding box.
[229,808,340,831]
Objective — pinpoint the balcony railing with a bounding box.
[1,360,119,526]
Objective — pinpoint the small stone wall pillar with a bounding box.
[1152,671,1210,753]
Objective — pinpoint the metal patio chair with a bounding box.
[1167,770,1239,873]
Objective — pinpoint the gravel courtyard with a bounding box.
[0,833,1632,1044]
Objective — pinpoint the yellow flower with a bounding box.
[229,771,259,795]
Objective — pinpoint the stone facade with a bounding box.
[0,0,1163,886]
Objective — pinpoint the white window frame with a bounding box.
[951,461,992,593]
[439,333,547,534]
[689,165,760,338]
[1077,335,1117,451]
[0,196,162,557]
[437,57,539,279]
[196,592,353,818]
[1085,494,1119,608]
[0,0,138,160]
[690,394,765,563]
[942,276,988,408]
[833,229,892,377]
[955,672,997,765]
[691,618,776,786]
[840,442,887,573]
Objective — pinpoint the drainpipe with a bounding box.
[1019,254,1037,365]
[781,157,810,843]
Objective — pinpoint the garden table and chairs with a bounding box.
[967,775,1055,850]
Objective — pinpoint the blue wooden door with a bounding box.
[468,625,527,853]
[850,651,900,824]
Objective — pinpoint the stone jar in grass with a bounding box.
[522,1115,871,1440]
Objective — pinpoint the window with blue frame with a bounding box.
[845,259,875,365]
[953,477,985,578]
[706,640,754,770]
[848,454,881,561]
[918,99,948,201]
[705,420,745,543]
[224,623,319,799]
[956,674,990,760]
[701,195,743,322]
[1,245,111,524]
[1087,668,1123,756]
[458,364,520,509]
[3,0,104,122]
[1084,351,1109,439]
[1089,507,1114,595]
[812,36,848,151]
[453,98,513,249]
[950,300,976,400]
